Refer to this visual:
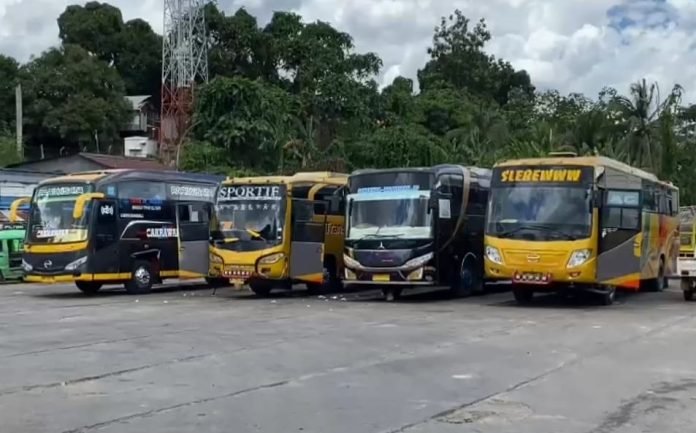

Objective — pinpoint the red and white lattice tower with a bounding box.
[160,0,208,167]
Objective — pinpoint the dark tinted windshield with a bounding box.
[28,183,93,243]
[486,186,592,240]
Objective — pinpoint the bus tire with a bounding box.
[599,287,616,306]
[125,260,154,295]
[644,258,666,292]
[450,256,482,298]
[512,287,533,304]
[249,281,272,297]
[682,279,694,301]
[382,288,402,302]
[76,281,102,295]
[307,260,341,295]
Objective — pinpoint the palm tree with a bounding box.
[611,79,683,173]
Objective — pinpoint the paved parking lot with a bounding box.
[1,281,696,433]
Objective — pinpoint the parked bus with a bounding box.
[208,172,347,296]
[0,169,52,280]
[343,165,491,301]
[10,169,223,294]
[484,153,679,305]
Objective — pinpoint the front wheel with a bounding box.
[450,257,483,298]
[249,281,273,297]
[382,288,402,302]
[307,262,342,295]
[598,287,616,306]
[76,281,102,295]
[682,279,694,301]
[125,260,155,295]
[512,287,533,305]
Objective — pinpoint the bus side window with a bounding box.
[178,203,209,224]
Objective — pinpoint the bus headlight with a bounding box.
[65,256,87,271]
[21,258,32,271]
[485,246,503,264]
[567,249,591,268]
[343,254,360,269]
[403,252,434,269]
[259,253,285,264]
[209,254,223,264]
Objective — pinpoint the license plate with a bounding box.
[231,279,245,288]
[514,272,550,284]
[372,274,390,282]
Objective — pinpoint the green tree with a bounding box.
[193,76,295,173]
[20,44,131,157]
[0,133,21,167]
[57,2,162,96]
[418,10,534,105]
[0,55,19,131]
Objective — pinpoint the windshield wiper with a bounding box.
[498,224,578,240]
[245,228,266,241]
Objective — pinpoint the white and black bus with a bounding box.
[343,165,492,301]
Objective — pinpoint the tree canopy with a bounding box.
[3,2,696,200]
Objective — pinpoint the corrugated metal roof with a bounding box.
[125,95,151,110]
[79,153,168,170]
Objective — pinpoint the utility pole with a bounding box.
[15,84,22,160]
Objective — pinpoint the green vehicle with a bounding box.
[0,223,25,281]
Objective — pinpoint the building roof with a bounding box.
[6,152,169,172]
[79,153,168,170]
[126,95,152,110]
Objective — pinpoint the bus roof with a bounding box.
[351,165,491,179]
[38,169,224,186]
[224,171,348,187]
[494,155,675,188]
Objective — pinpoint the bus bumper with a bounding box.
[343,266,437,286]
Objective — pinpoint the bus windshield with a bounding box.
[347,191,432,240]
[211,184,286,251]
[28,183,93,244]
[486,185,592,240]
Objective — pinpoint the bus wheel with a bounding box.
[382,288,402,302]
[76,281,102,295]
[598,287,616,306]
[682,279,694,301]
[307,262,341,295]
[644,259,666,292]
[249,281,272,297]
[125,260,154,295]
[512,287,533,305]
[451,257,482,298]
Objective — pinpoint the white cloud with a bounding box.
[2,0,696,102]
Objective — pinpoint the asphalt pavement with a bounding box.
[1,281,695,433]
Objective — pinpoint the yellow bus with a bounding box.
[484,154,679,305]
[208,171,347,297]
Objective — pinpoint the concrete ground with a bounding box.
[1,281,696,433]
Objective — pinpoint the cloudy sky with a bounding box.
[1,0,695,101]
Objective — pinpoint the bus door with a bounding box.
[597,189,642,289]
[176,202,211,279]
[93,199,119,275]
[290,199,326,284]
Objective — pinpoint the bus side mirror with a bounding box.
[9,197,30,223]
[73,192,105,220]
